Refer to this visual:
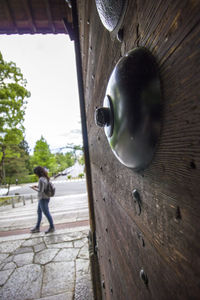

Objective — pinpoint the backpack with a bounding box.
[45,181,56,197]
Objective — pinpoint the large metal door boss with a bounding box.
[95,47,162,171]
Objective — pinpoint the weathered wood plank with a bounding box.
[94,173,194,299]
[77,0,200,299]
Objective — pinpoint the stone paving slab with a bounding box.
[0,226,93,300]
[0,194,89,232]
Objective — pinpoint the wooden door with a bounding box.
[77,1,200,299]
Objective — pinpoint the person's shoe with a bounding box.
[30,227,40,233]
[45,227,55,234]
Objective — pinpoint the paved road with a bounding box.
[0,180,89,233]
[7,179,87,197]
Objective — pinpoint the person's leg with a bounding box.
[39,199,54,230]
[36,201,42,228]
[30,201,42,233]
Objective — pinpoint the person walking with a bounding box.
[30,166,55,234]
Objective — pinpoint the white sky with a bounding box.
[0,34,82,153]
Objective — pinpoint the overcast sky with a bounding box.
[0,34,82,153]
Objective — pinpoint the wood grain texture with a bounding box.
[77,0,200,299]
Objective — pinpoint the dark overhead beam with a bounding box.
[45,0,56,33]
[4,0,18,33]
[63,18,74,40]
[22,0,37,33]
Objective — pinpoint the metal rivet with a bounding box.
[132,189,141,215]
[140,269,148,285]
[102,281,105,289]
[95,107,111,127]
[117,28,124,42]
[190,160,196,169]
[175,206,182,223]
[137,232,145,247]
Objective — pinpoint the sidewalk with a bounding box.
[0,188,94,300]
[0,226,93,300]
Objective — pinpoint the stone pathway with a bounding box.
[0,226,93,300]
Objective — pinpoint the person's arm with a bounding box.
[38,178,45,193]
[30,185,38,191]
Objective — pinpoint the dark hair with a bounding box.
[34,166,49,181]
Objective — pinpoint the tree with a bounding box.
[4,143,30,194]
[0,52,30,184]
[65,144,83,161]
[78,155,85,166]
[30,136,56,173]
[54,152,75,173]
[19,139,32,174]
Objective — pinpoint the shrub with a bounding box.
[78,173,84,178]
[5,174,38,184]
[67,175,72,180]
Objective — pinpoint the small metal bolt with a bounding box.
[132,189,141,215]
[137,232,145,247]
[95,107,111,127]
[140,269,148,285]
[175,206,182,223]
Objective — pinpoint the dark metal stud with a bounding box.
[117,28,124,42]
[132,189,141,215]
[137,232,145,247]
[95,107,110,127]
[140,269,148,285]
[175,206,182,223]
[95,95,114,137]
[102,281,105,289]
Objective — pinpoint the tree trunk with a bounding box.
[0,145,6,184]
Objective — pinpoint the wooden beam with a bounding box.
[4,0,18,33]
[45,0,56,33]
[22,0,37,33]
[63,17,74,41]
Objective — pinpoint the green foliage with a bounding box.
[67,175,72,180]
[30,136,57,173]
[55,152,75,173]
[78,173,84,178]
[78,155,85,166]
[5,174,37,185]
[19,139,32,174]
[4,143,29,184]
[0,52,30,183]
